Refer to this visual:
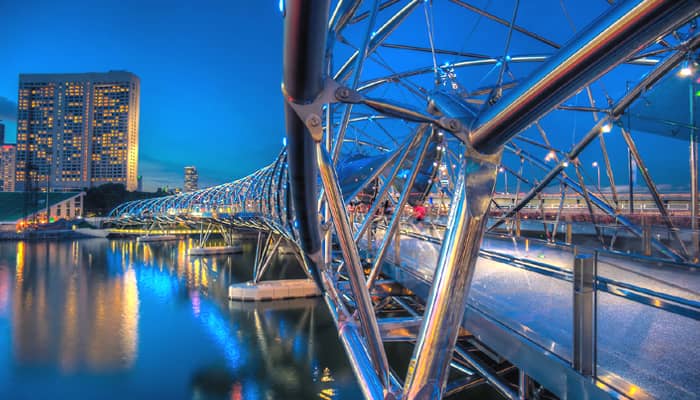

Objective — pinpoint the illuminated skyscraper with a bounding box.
[15,71,140,191]
[0,144,16,192]
[184,166,198,192]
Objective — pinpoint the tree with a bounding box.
[83,183,164,216]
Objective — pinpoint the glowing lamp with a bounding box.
[679,60,693,77]
[544,150,556,162]
[601,123,612,133]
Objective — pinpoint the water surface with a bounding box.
[0,239,362,399]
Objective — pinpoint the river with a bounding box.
[0,238,363,399]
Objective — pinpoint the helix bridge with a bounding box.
[108,1,700,399]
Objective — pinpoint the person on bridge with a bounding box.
[383,200,394,216]
[413,204,427,222]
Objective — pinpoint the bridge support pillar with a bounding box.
[282,0,331,290]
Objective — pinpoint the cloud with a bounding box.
[0,97,17,122]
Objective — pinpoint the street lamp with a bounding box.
[679,58,694,77]
[499,166,508,194]
[592,161,601,190]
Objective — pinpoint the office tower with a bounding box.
[15,71,140,191]
[0,122,5,145]
[0,144,16,192]
[184,166,198,192]
[137,175,143,192]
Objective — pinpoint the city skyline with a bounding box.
[0,1,285,192]
[0,1,695,193]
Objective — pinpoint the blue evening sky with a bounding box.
[0,1,694,192]
[0,0,285,190]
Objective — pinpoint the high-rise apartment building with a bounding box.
[0,144,16,192]
[184,166,198,192]
[15,71,140,192]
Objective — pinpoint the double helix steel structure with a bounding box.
[109,1,700,399]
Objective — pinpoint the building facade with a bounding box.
[0,144,16,192]
[15,71,140,192]
[184,166,198,192]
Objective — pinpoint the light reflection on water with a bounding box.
[0,238,362,399]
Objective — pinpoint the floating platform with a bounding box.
[188,245,243,256]
[136,234,177,243]
[75,228,110,238]
[228,279,320,301]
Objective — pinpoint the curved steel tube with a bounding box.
[282,0,331,285]
[469,0,700,153]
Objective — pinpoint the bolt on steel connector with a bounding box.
[307,114,322,127]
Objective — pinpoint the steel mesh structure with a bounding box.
[109,1,700,399]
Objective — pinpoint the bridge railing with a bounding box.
[373,222,698,399]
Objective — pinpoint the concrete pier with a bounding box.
[228,279,320,301]
[137,235,177,243]
[188,245,243,256]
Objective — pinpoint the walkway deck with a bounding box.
[371,227,699,400]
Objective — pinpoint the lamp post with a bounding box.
[592,161,600,190]
[499,166,508,195]
[680,55,698,258]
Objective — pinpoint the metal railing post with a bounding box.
[643,225,652,256]
[573,252,597,377]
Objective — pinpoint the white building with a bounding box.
[0,192,84,231]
